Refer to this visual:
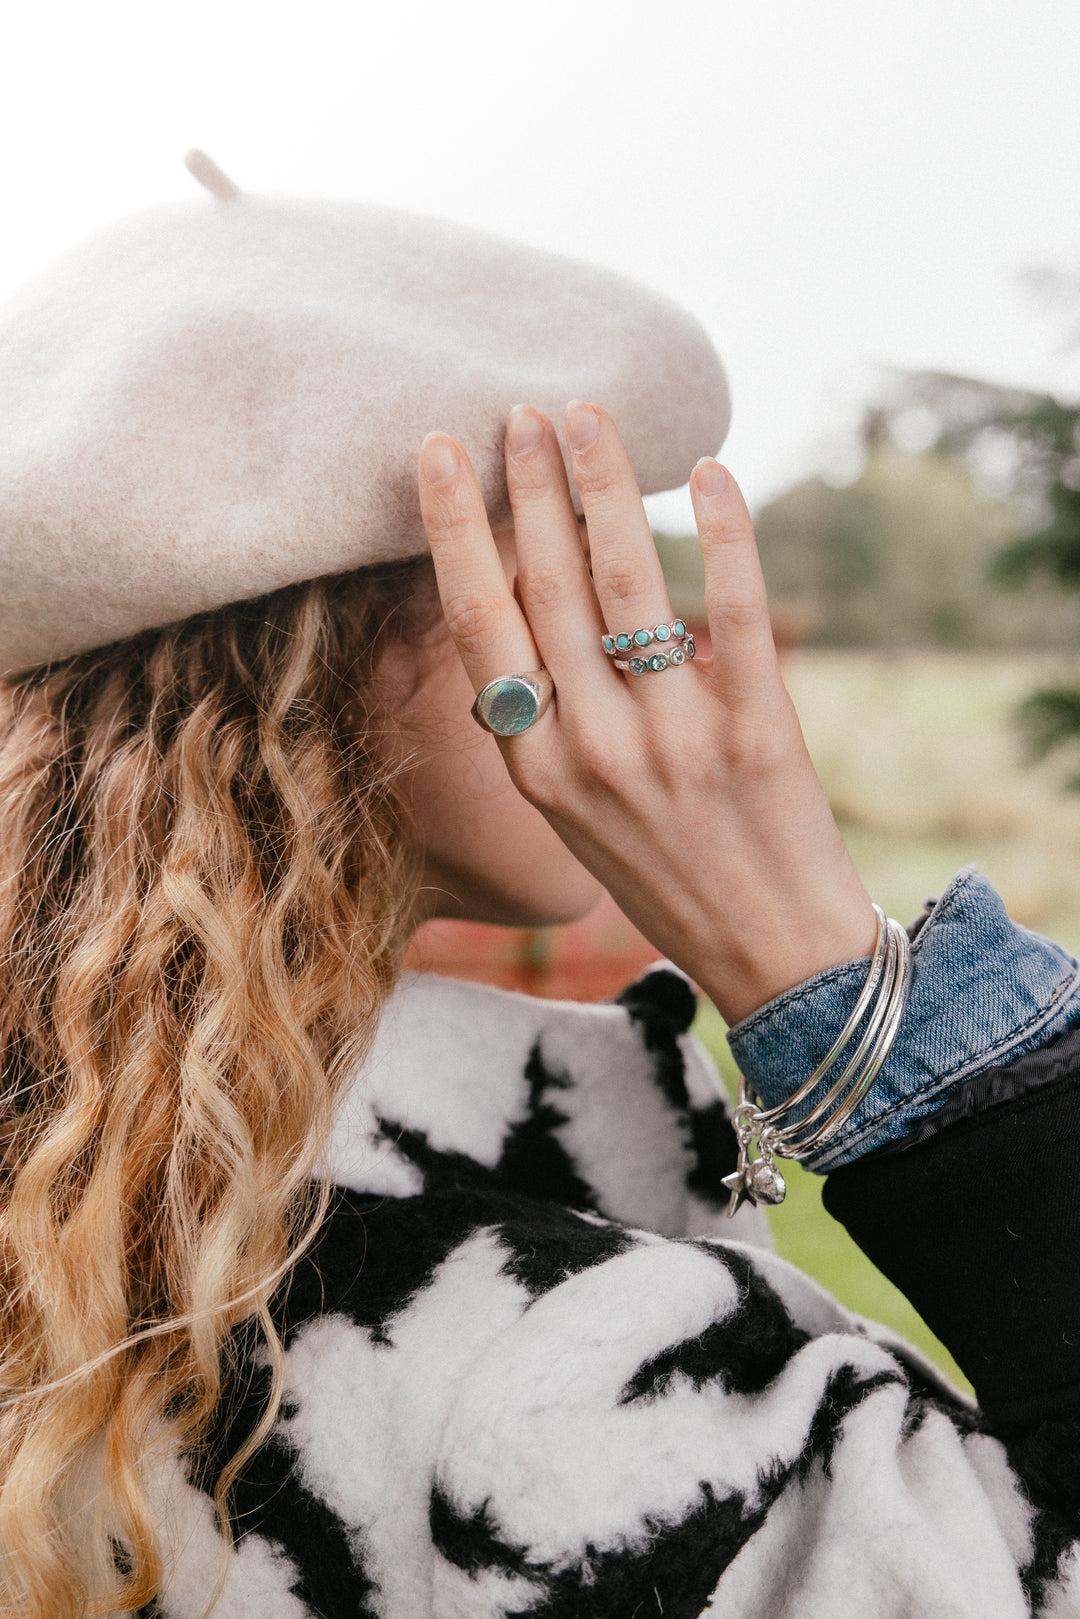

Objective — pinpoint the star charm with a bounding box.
[722,1168,756,1218]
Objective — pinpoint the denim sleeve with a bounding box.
[725,865,1080,1173]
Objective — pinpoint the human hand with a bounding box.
[417,403,877,1025]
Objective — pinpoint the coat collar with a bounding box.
[320,966,770,1246]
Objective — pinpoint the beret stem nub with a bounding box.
[184,149,241,202]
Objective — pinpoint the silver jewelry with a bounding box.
[471,671,555,736]
[723,906,912,1216]
[614,636,696,674]
[602,620,690,657]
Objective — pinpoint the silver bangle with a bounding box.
[723,908,912,1216]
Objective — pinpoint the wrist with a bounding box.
[699,887,878,1027]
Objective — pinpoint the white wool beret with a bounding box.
[0,155,730,672]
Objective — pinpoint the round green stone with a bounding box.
[648,654,668,672]
[480,679,540,735]
[634,628,652,647]
[654,623,672,641]
[602,635,615,654]
[615,633,633,651]
[672,619,686,638]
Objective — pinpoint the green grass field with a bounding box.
[692,648,1080,1395]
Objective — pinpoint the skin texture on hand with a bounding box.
[416,403,878,1025]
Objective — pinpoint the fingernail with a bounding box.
[420,433,459,486]
[565,401,600,452]
[507,405,544,455]
[695,458,728,497]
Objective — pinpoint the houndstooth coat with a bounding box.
[141,967,1080,1619]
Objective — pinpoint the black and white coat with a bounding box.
[143,967,1080,1619]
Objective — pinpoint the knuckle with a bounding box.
[599,559,646,606]
[506,750,557,806]
[421,483,477,539]
[700,514,751,551]
[507,465,553,504]
[568,726,622,786]
[709,592,767,631]
[517,561,564,613]
[721,712,789,773]
[430,504,476,543]
[443,595,504,656]
[575,465,621,501]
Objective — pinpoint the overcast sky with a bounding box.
[4,0,1080,524]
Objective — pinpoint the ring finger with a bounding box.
[563,402,685,687]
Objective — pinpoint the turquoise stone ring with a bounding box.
[603,620,692,656]
[604,618,694,674]
[471,671,555,736]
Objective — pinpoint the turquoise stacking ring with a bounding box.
[471,671,555,736]
[602,620,689,656]
[613,634,696,675]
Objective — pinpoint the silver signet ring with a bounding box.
[471,671,555,736]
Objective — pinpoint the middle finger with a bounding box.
[563,402,681,677]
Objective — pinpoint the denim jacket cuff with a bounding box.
[725,865,1080,1173]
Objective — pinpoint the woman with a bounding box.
[0,158,1076,1617]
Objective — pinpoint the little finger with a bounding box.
[690,459,784,712]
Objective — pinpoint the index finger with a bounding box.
[417,432,540,693]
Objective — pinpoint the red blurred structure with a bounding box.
[406,887,662,1002]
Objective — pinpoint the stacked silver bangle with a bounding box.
[724,905,912,1216]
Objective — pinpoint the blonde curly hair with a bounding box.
[0,559,438,1616]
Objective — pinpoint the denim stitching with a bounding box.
[850,1065,1080,1155]
[831,962,1080,1132]
[808,967,1080,1170]
[727,960,865,1038]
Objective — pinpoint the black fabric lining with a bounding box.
[869,1015,1080,1158]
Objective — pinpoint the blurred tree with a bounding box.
[749,385,1079,651]
[894,370,1080,781]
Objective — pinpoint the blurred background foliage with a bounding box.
[661,364,1080,653]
